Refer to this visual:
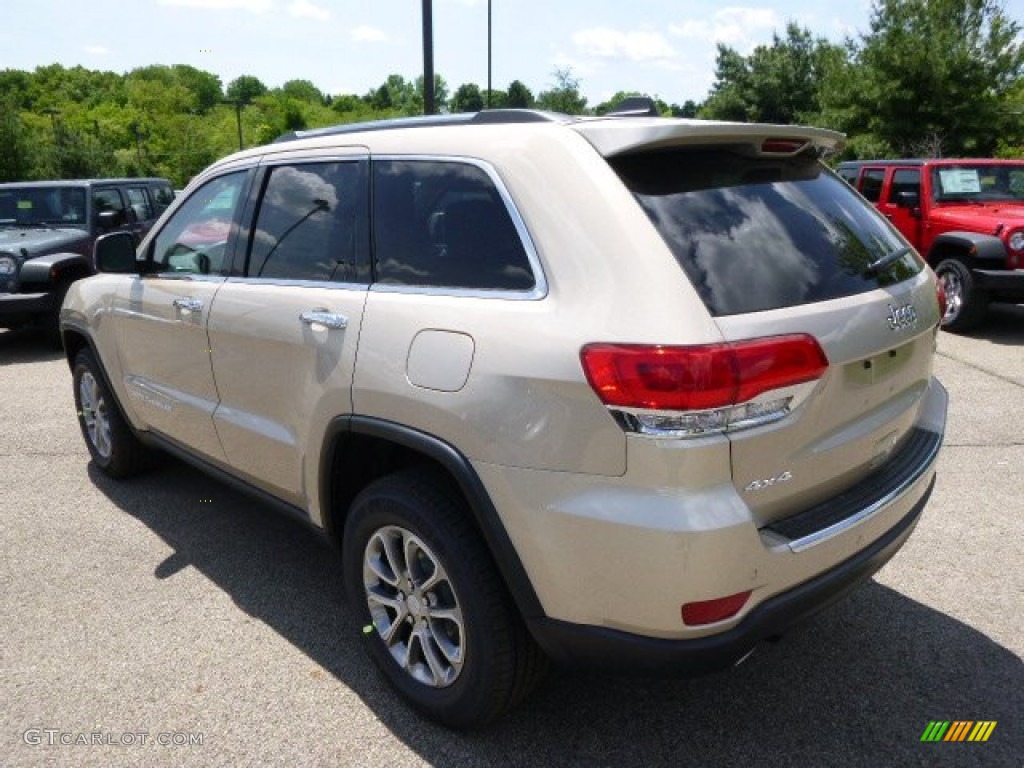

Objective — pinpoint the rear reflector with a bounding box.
[580,335,828,412]
[682,590,752,625]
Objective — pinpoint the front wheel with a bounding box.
[72,349,150,478]
[935,258,988,332]
[342,469,547,728]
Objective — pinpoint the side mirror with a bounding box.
[896,190,920,208]
[96,209,122,230]
[94,231,139,274]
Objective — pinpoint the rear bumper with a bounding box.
[528,477,932,674]
[974,268,1024,299]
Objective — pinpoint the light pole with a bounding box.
[422,0,435,115]
[486,0,492,108]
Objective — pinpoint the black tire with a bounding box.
[72,349,151,478]
[342,469,547,729]
[935,258,988,332]
[44,281,71,349]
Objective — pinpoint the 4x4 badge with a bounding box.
[887,303,918,330]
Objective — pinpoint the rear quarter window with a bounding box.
[372,159,535,292]
[610,149,922,316]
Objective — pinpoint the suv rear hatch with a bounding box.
[576,119,942,530]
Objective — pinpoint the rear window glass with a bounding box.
[610,149,922,316]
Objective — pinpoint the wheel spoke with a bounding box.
[416,625,450,686]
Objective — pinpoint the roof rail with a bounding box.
[273,109,567,144]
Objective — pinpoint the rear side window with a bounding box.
[373,159,535,292]
[124,187,153,221]
[248,162,367,283]
[859,169,885,202]
[611,149,922,317]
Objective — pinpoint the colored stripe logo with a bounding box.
[921,721,997,742]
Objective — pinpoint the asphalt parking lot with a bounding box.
[2,307,1022,768]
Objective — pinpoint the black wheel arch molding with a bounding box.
[927,231,1007,266]
[320,415,547,621]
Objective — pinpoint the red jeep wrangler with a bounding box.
[837,159,1024,331]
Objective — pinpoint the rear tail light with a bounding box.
[580,334,828,437]
[682,590,752,625]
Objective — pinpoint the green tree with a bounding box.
[226,75,268,105]
[536,68,587,114]
[702,23,843,125]
[450,82,484,113]
[0,99,34,181]
[281,79,327,105]
[830,0,1024,157]
[505,80,534,108]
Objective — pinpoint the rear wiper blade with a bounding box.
[865,245,912,276]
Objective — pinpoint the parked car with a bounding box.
[0,177,174,342]
[836,158,1024,331]
[62,109,947,727]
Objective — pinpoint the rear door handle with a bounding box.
[301,310,348,330]
[172,297,203,312]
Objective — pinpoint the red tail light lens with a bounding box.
[682,590,752,625]
[761,138,808,154]
[580,335,828,412]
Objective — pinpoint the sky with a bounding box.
[0,0,928,107]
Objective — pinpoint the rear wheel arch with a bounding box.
[319,416,546,621]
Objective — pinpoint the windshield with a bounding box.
[930,164,1024,203]
[611,148,922,317]
[0,186,88,227]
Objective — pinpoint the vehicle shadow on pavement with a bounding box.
[88,461,1022,768]
[958,303,1024,345]
[0,328,64,363]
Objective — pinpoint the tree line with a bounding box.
[0,0,1020,187]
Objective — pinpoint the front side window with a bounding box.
[94,189,126,214]
[611,149,922,317]
[888,169,921,203]
[373,160,535,291]
[150,171,247,275]
[247,162,366,283]
[125,187,153,222]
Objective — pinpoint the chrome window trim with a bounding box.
[224,276,368,291]
[369,154,548,301]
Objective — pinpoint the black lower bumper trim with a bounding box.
[527,475,934,676]
[974,268,1024,299]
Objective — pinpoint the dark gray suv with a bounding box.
[0,177,173,341]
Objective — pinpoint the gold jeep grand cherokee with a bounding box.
[61,106,948,728]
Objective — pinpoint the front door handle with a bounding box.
[172,297,203,313]
[301,310,348,330]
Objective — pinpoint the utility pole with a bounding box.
[234,101,243,151]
